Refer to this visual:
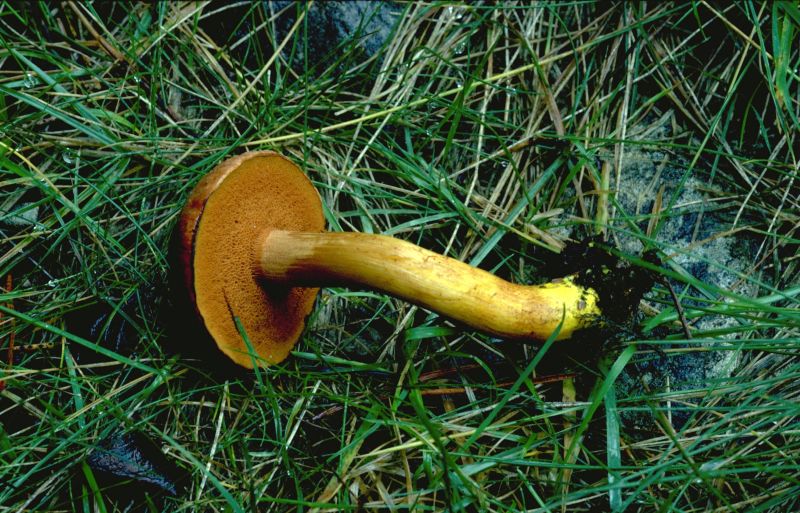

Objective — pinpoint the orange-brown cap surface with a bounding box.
[176,151,325,368]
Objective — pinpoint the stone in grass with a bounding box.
[270,1,400,71]
[610,118,757,433]
[0,203,39,228]
[87,431,186,502]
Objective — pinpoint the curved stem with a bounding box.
[254,231,602,341]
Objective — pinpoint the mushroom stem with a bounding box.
[255,230,602,340]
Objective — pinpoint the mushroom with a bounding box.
[174,151,604,369]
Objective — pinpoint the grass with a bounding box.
[1,1,799,511]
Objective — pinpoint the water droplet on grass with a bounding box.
[63,149,79,164]
[23,73,37,88]
[446,6,465,22]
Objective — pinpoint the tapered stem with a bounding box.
[254,230,601,340]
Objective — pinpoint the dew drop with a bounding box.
[62,149,78,164]
[23,72,37,88]
[699,460,723,472]
[446,6,465,22]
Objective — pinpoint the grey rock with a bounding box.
[610,118,756,432]
[270,1,400,71]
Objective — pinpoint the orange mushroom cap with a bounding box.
[174,151,325,368]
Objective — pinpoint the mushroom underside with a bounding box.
[187,153,325,368]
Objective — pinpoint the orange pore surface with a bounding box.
[192,153,325,368]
